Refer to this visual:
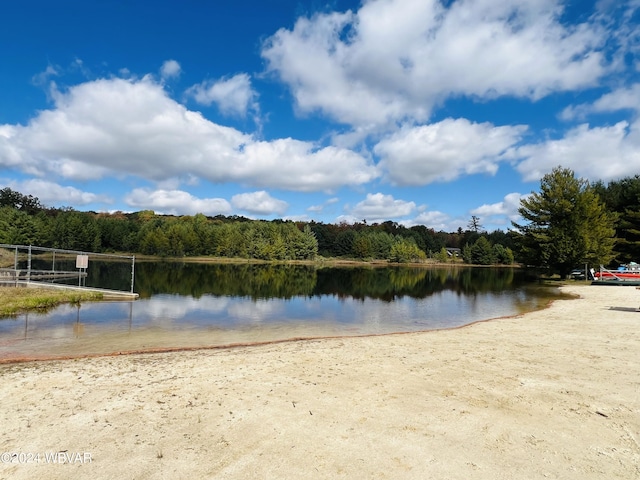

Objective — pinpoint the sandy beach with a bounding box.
[0,284,639,479]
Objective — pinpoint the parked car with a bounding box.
[570,269,586,280]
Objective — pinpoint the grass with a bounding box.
[0,287,103,317]
[0,248,15,267]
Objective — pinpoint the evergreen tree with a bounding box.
[335,229,356,257]
[462,243,472,264]
[512,167,617,278]
[435,247,449,263]
[470,237,495,265]
[0,207,41,245]
[297,224,319,260]
[467,215,483,233]
[352,232,373,259]
[616,209,640,262]
[492,244,514,265]
[593,175,640,263]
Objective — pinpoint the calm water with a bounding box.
[0,262,564,360]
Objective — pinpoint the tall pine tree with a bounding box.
[593,175,640,263]
[512,167,617,278]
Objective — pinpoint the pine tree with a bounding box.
[512,167,617,278]
[470,237,495,265]
[467,215,483,233]
[615,209,640,262]
[593,175,640,263]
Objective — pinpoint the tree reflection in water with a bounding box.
[0,263,567,361]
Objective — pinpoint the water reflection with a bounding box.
[28,260,524,299]
[0,264,563,361]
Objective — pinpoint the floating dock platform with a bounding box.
[9,280,139,300]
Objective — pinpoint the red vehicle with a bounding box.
[593,262,640,281]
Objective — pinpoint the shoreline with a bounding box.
[1,284,638,479]
[0,289,564,365]
[0,302,565,365]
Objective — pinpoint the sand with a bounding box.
[0,284,639,479]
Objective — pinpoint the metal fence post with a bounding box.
[131,256,136,294]
[27,245,32,283]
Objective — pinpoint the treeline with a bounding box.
[0,186,516,263]
[593,176,640,263]
[0,200,319,260]
[309,219,514,264]
[2,173,637,265]
[0,188,513,264]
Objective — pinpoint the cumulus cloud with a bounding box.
[307,197,339,213]
[347,193,417,223]
[4,1,632,223]
[470,192,527,227]
[262,0,608,128]
[125,188,232,216]
[375,118,526,185]
[512,121,640,182]
[5,179,111,206]
[231,191,289,216]
[160,60,181,80]
[187,73,258,117]
[560,83,640,120]
[0,76,377,192]
[238,139,378,192]
[408,210,464,232]
[283,214,312,222]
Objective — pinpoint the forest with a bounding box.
[0,173,638,266]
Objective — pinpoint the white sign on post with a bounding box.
[76,255,89,269]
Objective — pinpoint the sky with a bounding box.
[1,0,640,232]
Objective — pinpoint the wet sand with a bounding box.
[0,284,639,479]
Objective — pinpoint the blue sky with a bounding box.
[1,0,639,232]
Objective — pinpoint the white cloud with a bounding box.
[187,73,257,117]
[283,214,311,222]
[0,125,27,171]
[375,118,526,185]
[408,210,463,232]
[31,65,59,87]
[401,193,527,231]
[236,139,378,192]
[125,188,232,216]
[0,76,378,192]
[347,193,417,223]
[334,214,359,225]
[160,60,181,80]
[560,83,640,120]
[307,197,339,213]
[513,121,640,182]
[5,179,111,206]
[262,0,608,128]
[231,191,288,216]
[471,192,527,227]
[591,85,640,112]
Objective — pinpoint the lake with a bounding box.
[0,262,564,361]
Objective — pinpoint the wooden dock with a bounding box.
[18,281,139,300]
